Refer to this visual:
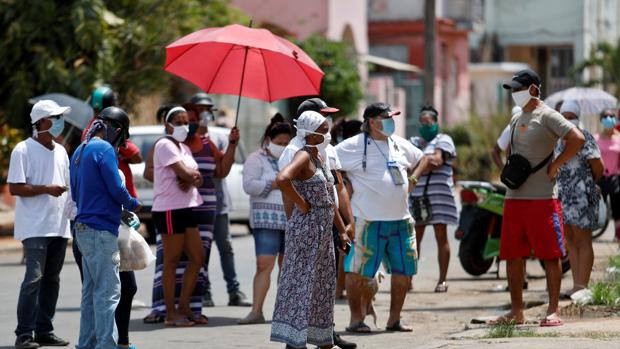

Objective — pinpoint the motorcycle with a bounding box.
[456,180,576,277]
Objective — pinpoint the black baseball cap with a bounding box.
[190,92,218,110]
[363,102,401,119]
[296,98,339,118]
[502,69,541,90]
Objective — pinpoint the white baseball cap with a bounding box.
[30,100,71,124]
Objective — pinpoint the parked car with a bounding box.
[128,125,250,240]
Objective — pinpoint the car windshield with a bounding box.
[129,132,246,164]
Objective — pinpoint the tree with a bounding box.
[294,34,363,118]
[574,38,620,98]
[0,0,247,130]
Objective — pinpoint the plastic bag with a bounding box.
[117,224,155,272]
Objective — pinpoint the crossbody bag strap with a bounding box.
[423,170,432,196]
[531,152,554,173]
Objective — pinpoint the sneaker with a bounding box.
[333,332,356,349]
[15,336,39,349]
[228,291,252,307]
[33,333,69,347]
[203,290,215,307]
[237,311,265,324]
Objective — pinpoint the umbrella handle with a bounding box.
[234,19,253,129]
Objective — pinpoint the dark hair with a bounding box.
[262,112,292,145]
[156,104,175,124]
[600,109,617,120]
[420,104,438,121]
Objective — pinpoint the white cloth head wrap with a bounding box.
[290,110,326,148]
[560,100,580,118]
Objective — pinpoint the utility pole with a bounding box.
[424,0,436,107]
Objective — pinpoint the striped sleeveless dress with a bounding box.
[150,136,217,316]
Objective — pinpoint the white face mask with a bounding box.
[305,130,331,151]
[171,125,189,142]
[267,142,286,158]
[199,111,213,125]
[568,119,580,127]
[511,89,532,108]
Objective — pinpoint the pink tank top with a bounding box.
[596,134,620,176]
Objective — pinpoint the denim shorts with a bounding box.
[253,228,285,256]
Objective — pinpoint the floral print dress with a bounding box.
[556,129,601,230]
[271,149,336,348]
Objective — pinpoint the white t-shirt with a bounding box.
[496,125,511,151]
[7,138,71,241]
[278,143,340,207]
[336,134,423,221]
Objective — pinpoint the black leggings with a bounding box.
[72,233,137,345]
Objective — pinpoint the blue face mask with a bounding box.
[380,118,395,136]
[602,116,617,129]
[40,117,65,138]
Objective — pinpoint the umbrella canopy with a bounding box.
[164,24,324,103]
[29,93,93,130]
[544,87,617,117]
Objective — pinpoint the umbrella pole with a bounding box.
[234,44,249,127]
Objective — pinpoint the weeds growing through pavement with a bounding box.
[589,253,620,306]
[484,322,560,339]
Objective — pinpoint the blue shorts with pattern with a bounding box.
[344,217,418,278]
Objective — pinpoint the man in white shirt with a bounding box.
[336,102,427,333]
[8,100,72,349]
[491,106,521,168]
[278,98,357,349]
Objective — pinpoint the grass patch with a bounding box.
[608,254,620,270]
[588,253,620,306]
[484,322,560,339]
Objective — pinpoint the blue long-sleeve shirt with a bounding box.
[70,138,139,235]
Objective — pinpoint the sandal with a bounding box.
[434,281,448,293]
[386,320,413,332]
[187,314,209,325]
[540,314,564,327]
[143,313,165,324]
[164,318,195,327]
[345,321,371,333]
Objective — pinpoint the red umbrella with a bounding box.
[164,23,324,124]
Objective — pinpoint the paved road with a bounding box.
[1,213,617,348]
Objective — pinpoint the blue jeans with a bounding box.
[74,223,120,349]
[253,228,285,256]
[15,237,67,339]
[206,213,240,294]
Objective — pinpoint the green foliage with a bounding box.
[443,111,511,181]
[0,0,248,130]
[0,125,25,183]
[573,38,620,98]
[293,34,363,118]
[590,280,620,306]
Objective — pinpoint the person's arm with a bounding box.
[242,154,272,197]
[548,128,586,179]
[215,127,240,178]
[9,183,66,197]
[408,155,430,193]
[276,151,312,216]
[170,161,202,187]
[333,206,350,251]
[143,145,156,182]
[589,158,605,182]
[491,144,505,169]
[99,147,140,211]
[118,140,143,164]
[334,170,355,240]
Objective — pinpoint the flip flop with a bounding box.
[345,321,371,333]
[434,282,448,293]
[540,314,564,327]
[143,313,165,324]
[164,318,195,327]
[188,314,209,325]
[386,320,413,332]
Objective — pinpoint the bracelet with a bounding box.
[408,174,418,184]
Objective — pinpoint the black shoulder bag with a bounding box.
[500,122,553,190]
[411,172,433,224]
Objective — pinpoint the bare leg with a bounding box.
[503,259,525,323]
[573,226,594,289]
[564,224,579,292]
[161,234,185,322]
[543,258,562,316]
[178,228,205,315]
[336,254,346,298]
[415,226,426,256]
[345,273,365,325]
[434,224,450,284]
[250,255,277,315]
[386,275,411,328]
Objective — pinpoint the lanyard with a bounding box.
[363,133,396,171]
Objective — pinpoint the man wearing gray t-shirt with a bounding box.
[496,69,585,327]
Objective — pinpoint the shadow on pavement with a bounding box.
[404,304,503,312]
[129,316,268,331]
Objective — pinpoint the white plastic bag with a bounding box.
[117,224,155,272]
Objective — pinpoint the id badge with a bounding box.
[387,160,405,185]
